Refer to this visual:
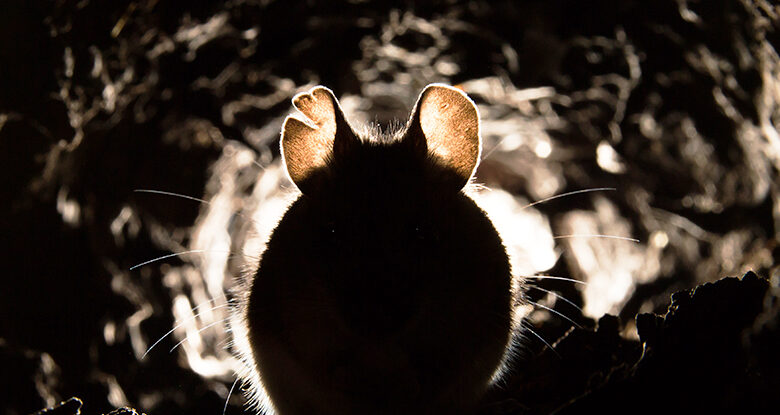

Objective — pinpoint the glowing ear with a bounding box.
[280,86,355,192]
[404,84,481,187]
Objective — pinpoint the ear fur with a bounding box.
[280,86,355,193]
[403,84,481,188]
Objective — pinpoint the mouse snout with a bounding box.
[336,262,419,336]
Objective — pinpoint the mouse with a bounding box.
[232,84,517,415]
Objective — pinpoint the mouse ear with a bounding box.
[281,86,356,193]
[403,84,481,188]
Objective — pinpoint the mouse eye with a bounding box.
[316,219,337,243]
[410,221,438,242]
[323,220,336,235]
[413,225,425,240]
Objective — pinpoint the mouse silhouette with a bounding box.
[238,84,514,415]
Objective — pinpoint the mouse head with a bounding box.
[280,84,481,195]
[246,85,511,413]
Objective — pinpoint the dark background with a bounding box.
[1,1,778,414]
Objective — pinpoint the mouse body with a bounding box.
[238,84,515,414]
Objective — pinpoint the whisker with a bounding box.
[480,135,509,161]
[521,320,560,358]
[528,301,582,329]
[252,159,268,171]
[553,234,640,243]
[189,298,214,310]
[134,189,212,205]
[133,188,263,230]
[130,249,232,270]
[223,377,240,415]
[169,317,230,353]
[524,275,587,285]
[142,303,230,359]
[527,285,582,312]
[189,297,226,315]
[522,187,616,209]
